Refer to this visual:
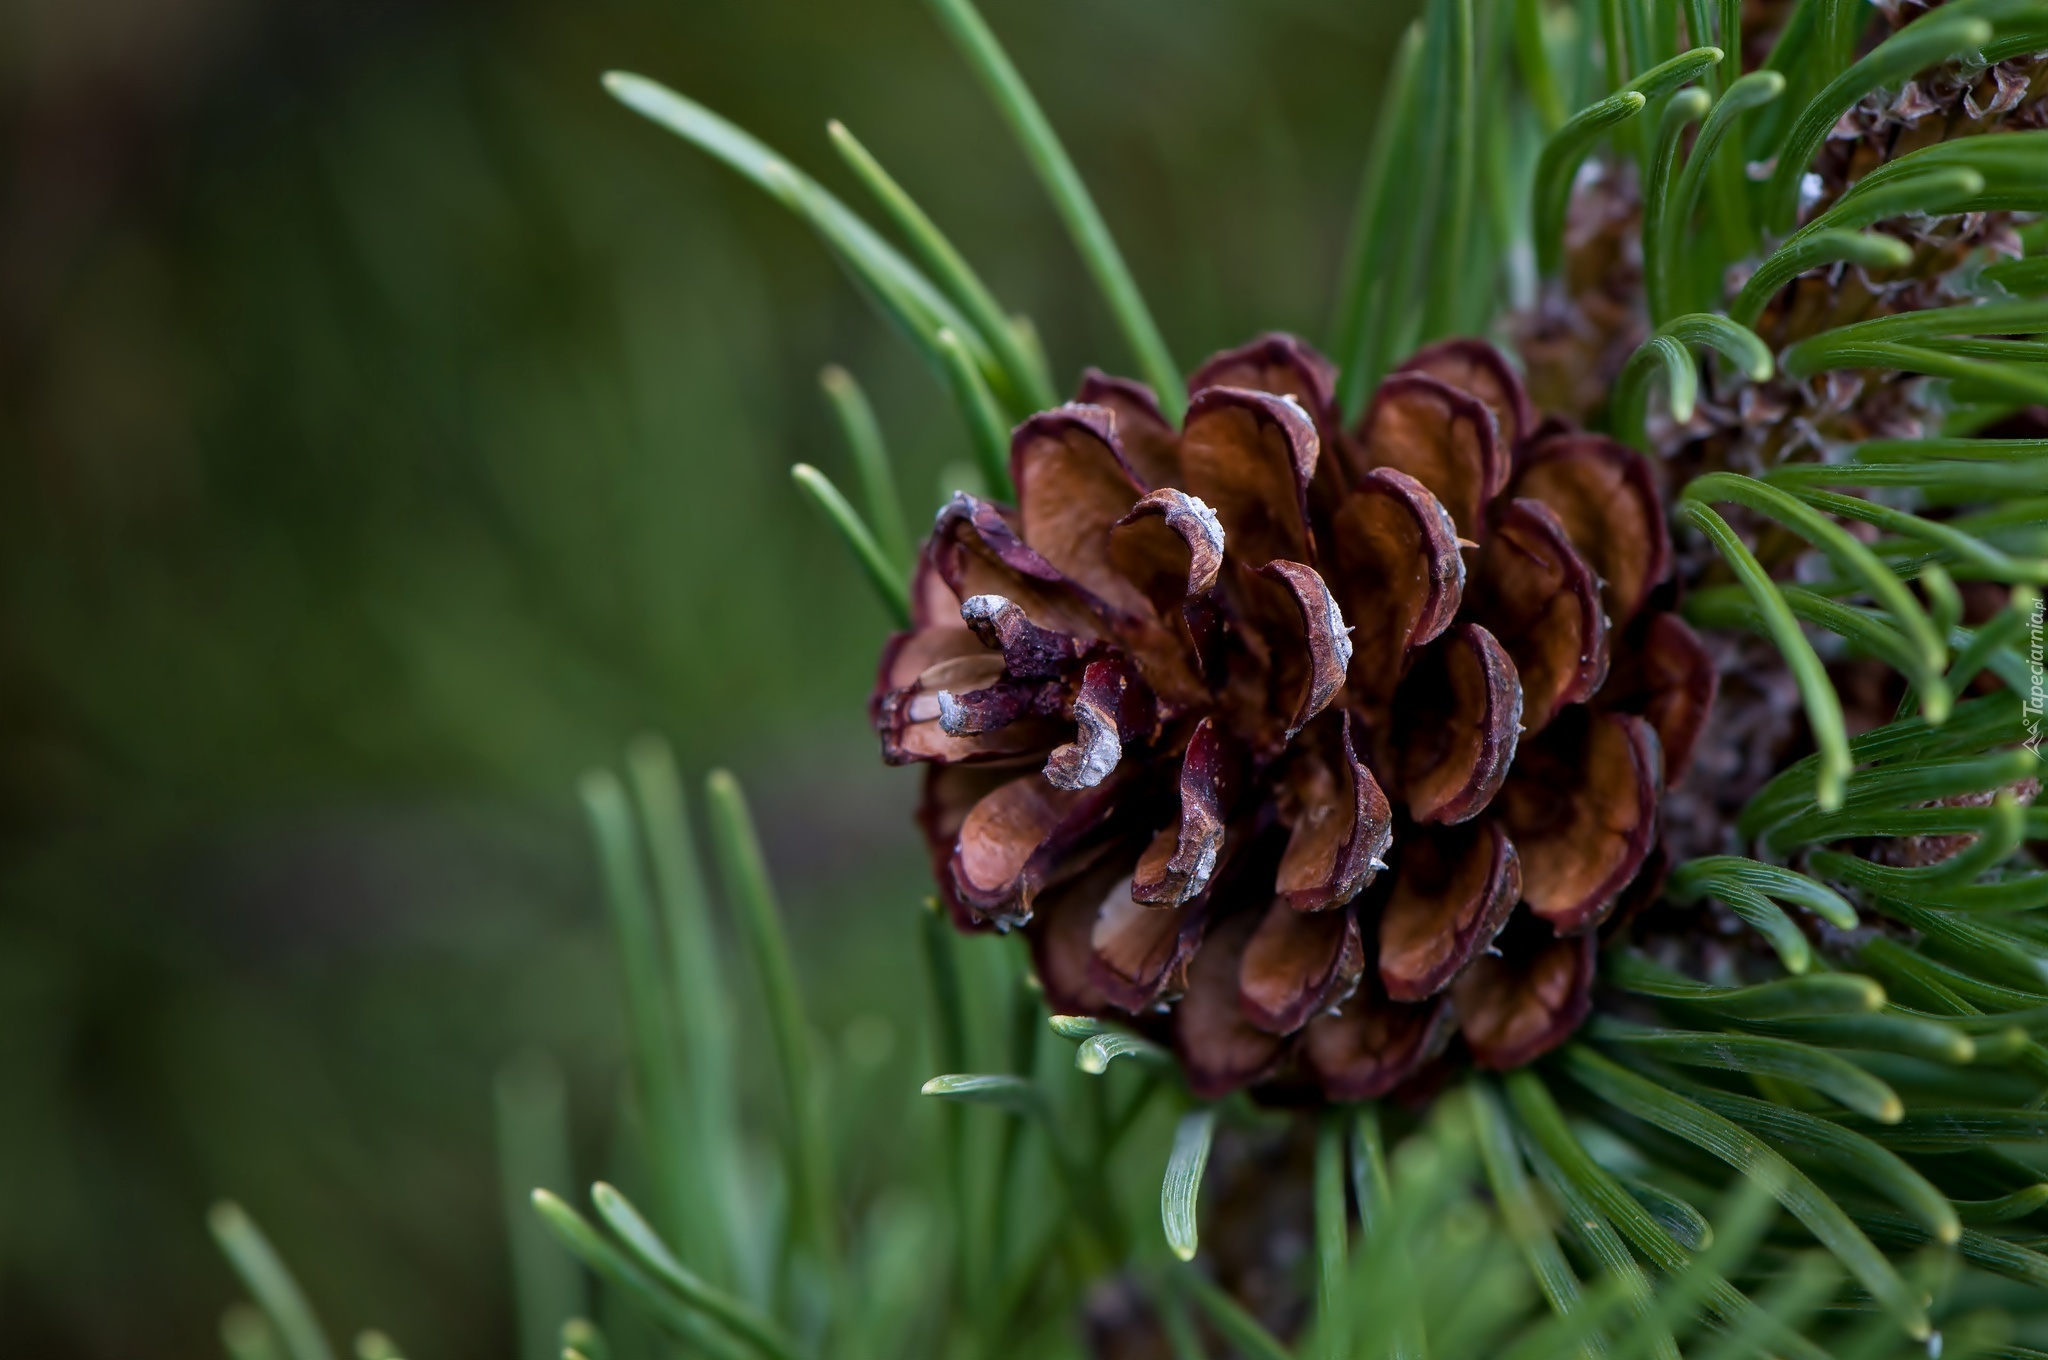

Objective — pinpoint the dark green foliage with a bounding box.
[207,0,2048,1354]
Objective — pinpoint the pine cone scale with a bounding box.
[1327,466,1467,713]
[1388,621,1523,826]
[1499,709,1663,933]
[1238,898,1365,1035]
[1378,818,1523,1002]
[1469,496,1612,731]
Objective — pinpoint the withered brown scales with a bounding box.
[874,334,1714,1101]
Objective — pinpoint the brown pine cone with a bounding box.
[1509,13,2047,860]
[1727,37,2047,460]
[1522,8,2048,464]
[874,335,1717,1101]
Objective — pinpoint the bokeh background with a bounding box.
[0,1,1417,1353]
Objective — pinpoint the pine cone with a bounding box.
[1524,9,2048,460]
[1513,14,2048,859]
[875,335,1717,1100]
[1723,34,2047,461]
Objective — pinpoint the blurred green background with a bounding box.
[0,0,1415,1353]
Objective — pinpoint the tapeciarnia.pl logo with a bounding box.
[2027,595,2045,756]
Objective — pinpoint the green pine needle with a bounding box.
[1590,1018,1905,1122]
[495,1053,590,1360]
[1624,46,1726,100]
[1686,472,1947,693]
[1661,70,1783,312]
[1562,1047,1932,1341]
[791,463,913,628]
[704,770,839,1264]
[1524,1139,1676,1360]
[1534,90,1647,276]
[1046,1013,1105,1041]
[577,771,700,1246]
[1332,22,1427,414]
[1425,0,1479,342]
[935,327,1017,501]
[920,1072,1047,1116]
[1954,1184,2048,1225]
[623,736,746,1284]
[1161,1107,1216,1261]
[1505,1072,1827,1360]
[1678,499,1851,811]
[1176,1265,1294,1360]
[827,123,1056,414]
[1641,88,1711,323]
[588,1184,798,1360]
[1471,1082,1591,1343]
[1608,952,1882,1017]
[924,0,1184,415]
[1730,230,1914,328]
[208,1204,336,1360]
[1075,1029,1170,1075]
[819,366,915,571]
[1613,314,1769,447]
[1511,0,1567,130]
[601,72,1008,396]
[529,1191,756,1360]
[1983,255,2048,295]
[1759,12,1995,232]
